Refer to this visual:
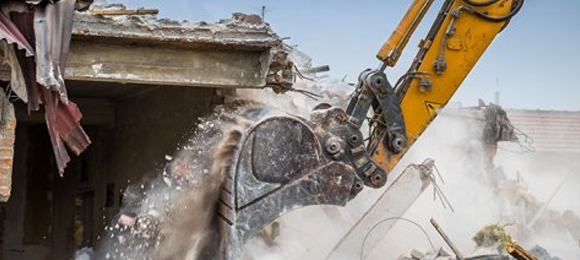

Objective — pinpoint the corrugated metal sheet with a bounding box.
[0,11,34,57]
[11,11,40,111]
[506,109,580,154]
[10,4,91,175]
[34,0,76,103]
[41,87,90,174]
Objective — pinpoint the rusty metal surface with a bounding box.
[41,87,90,174]
[11,11,40,111]
[0,11,34,57]
[9,4,91,175]
[34,0,76,103]
[1,7,294,90]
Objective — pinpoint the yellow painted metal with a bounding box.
[374,0,515,172]
[505,241,540,260]
[377,0,435,66]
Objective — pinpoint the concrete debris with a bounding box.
[473,224,513,248]
[267,51,295,94]
[411,248,425,259]
[491,167,580,245]
[257,221,281,247]
[74,4,283,49]
[231,12,263,25]
[2,0,92,175]
[399,247,458,260]
[72,5,295,91]
[529,245,564,260]
[483,103,518,145]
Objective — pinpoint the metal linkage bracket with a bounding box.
[346,69,408,154]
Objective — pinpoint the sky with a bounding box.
[113,0,580,111]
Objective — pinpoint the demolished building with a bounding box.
[0,2,294,259]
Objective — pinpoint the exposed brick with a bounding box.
[0,92,15,202]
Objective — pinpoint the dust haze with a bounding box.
[75,73,579,260]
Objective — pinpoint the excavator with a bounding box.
[215,0,524,259]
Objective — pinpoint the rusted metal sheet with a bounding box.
[41,87,90,174]
[2,9,293,89]
[0,91,16,202]
[10,3,91,175]
[11,11,40,111]
[0,11,34,57]
[34,0,76,103]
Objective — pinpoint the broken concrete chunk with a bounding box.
[396,255,413,260]
[118,213,137,228]
[437,247,451,257]
[411,249,425,260]
[232,12,262,24]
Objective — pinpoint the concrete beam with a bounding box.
[325,163,432,260]
[1,12,292,89]
[64,40,272,88]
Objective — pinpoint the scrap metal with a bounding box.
[34,0,76,103]
[0,11,34,57]
[3,0,91,175]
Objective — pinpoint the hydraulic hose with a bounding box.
[462,0,500,7]
[462,0,524,22]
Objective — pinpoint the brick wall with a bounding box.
[0,92,15,202]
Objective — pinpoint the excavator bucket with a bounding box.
[216,106,388,259]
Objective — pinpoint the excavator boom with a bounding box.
[216,0,524,258]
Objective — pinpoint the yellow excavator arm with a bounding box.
[215,1,524,258]
[372,0,523,172]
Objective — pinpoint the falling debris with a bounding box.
[0,1,578,260]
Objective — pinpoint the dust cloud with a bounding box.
[240,105,580,260]
[74,73,352,260]
[73,72,579,260]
